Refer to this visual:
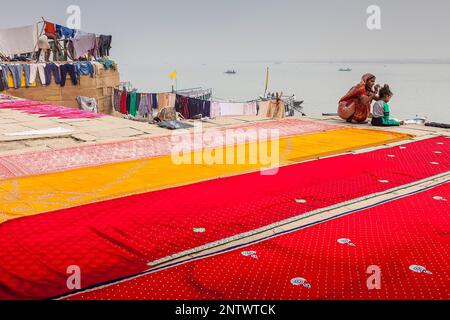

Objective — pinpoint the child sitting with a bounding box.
[371,85,401,127]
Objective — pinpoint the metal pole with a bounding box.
[264,67,269,98]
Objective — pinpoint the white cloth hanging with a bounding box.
[29,64,38,84]
[210,102,257,117]
[37,63,46,84]
[0,24,38,56]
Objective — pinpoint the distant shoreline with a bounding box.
[236,60,450,65]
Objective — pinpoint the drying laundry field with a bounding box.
[0,95,449,300]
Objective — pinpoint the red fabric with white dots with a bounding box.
[0,137,448,300]
[69,182,450,300]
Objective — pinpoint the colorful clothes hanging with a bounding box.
[129,91,137,116]
[113,89,120,112]
[72,33,97,59]
[44,21,55,34]
[267,100,286,119]
[138,93,151,117]
[119,90,127,114]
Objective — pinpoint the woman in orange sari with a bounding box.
[338,73,380,123]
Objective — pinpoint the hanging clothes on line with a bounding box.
[44,21,56,35]
[168,93,176,109]
[60,64,78,87]
[175,94,190,119]
[187,97,211,118]
[7,64,22,89]
[119,89,128,114]
[0,24,38,56]
[75,62,94,77]
[135,92,141,115]
[37,63,47,85]
[151,94,158,110]
[129,90,137,117]
[157,93,169,111]
[256,101,270,118]
[243,102,257,115]
[6,64,35,88]
[138,93,151,118]
[28,64,38,86]
[267,100,286,119]
[22,64,31,87]
[55,25,75,39]
[113,89,121,112]
[210,102,221,118]
[211,102,257,117]
[0,67,6,92]
[42,20,113,58]
[72,33,97,59]
[0,62,97,89]
[114,89,213,120]
[44,63,61,86]
[98,35,112,56]
[220,102,242,116]
[0,66,9,90]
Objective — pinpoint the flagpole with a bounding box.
[170,70,177,92]
[264,67,269,98]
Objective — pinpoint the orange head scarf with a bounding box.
[361,73,376,92]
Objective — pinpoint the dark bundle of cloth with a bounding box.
[60,64,78,87]
[0,67,6,91]
[113,89,121,112]
[157,120,194,130]
[188,97,211,118]
[425,122,450,129]
[175,95,211,119]
[175,94,190,119]
[98,35,112,57]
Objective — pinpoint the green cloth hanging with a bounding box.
[130,91,137,116]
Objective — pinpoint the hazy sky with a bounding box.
[1,0,449,65]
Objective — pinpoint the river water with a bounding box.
[122,62,450,123]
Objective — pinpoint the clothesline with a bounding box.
[115,88,262,106]
[113,88,288,120]
[0,59,115,91]
[42,19,112,60]
[113,90,211,119]
[211,95,260,103]
[0,20,112,62]
[38,18,102,40]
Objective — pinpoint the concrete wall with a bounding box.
[5,68,120,115]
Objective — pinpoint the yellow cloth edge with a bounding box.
[0,128,412,222]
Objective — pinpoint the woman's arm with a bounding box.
[360,92,378,104]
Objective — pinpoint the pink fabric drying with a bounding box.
[72,33,97,59]
[0,99,105,119]
[0,118,341,180]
